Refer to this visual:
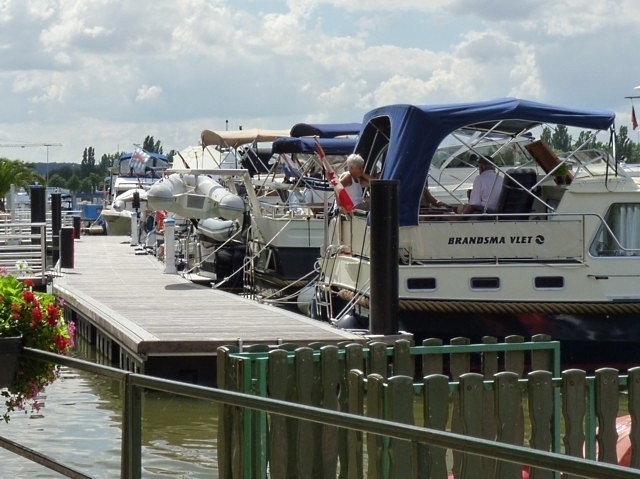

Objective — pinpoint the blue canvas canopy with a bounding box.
[272,137,356,155]
[354,97,615,226]
[289,122,361,138]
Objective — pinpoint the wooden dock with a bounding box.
[52,235,362,384]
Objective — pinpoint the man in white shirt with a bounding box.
[456,156,503,214]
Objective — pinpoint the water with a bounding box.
[0,350,219,478]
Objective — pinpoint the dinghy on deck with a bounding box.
[146,173,245,222]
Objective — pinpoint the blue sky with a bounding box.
[0,0,638,165]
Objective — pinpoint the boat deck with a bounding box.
[52,235,362,383]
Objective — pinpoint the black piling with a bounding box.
[51,193,62,264]
[60,226,74,269]
[30,185,46,249]
[369,180,399,335]
[73,216,82,239]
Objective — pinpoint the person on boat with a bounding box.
[336,153,371,211]
[421,185,445,208]
[456,156,503,214]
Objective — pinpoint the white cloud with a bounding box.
[135,85,163,103]
[0,0,636,164]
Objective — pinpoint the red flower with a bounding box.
[24,279,35,288]
[30,307,43,322]
[46,304,59,318]
[22,290,36,303]
[54,334,68,352]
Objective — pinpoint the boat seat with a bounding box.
[496,168,538,217]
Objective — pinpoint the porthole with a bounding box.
[407,277,436,290]
[534,276,564,289]
[470,277,500,290]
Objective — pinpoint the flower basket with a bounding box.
[0,335,22,388]
[0,270,75,421]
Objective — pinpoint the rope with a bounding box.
[336,289,640,315]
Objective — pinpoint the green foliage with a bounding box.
[0,158,43,210]
[47,173,67,188]
[66,174,81,193]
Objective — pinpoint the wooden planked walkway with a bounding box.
[52,235,361,364]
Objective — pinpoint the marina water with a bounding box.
[0,340,219,478]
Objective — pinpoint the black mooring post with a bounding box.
[369,179,399,335]
[51,193,62,265]
[30,185,46,247]
[60,226,74,269]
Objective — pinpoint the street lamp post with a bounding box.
[45,144,50,185]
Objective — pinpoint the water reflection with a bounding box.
[0,342,219,478]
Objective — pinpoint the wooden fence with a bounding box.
[212,335,640,478]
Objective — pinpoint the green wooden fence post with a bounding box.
[341,344,364,478]
[450,336,470,479]
[267,348,291,479]
[347,369,364,479]
[494,371,524,479]
[321,345,340,479]
[481,336,498,477]
[366,373,386,479]
[458,373,484,479]
[387,375,416,479]
[393,339,414,378]
[528,370,554,479]
[423,374,450,479]
[368,342,389,378]
[421,338,443,376]
[595,368,620,464]
[562,369,586,479]
[296,347,319,478]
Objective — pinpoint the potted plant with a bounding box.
[553,162,572,185]
[0,266,75,422]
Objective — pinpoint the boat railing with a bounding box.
[4,345,639,479]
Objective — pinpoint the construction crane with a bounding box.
[0,142,62,182]
[0,142,62,148]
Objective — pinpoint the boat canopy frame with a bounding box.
[353,97,616,226]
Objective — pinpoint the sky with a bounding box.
[0,0,639,166]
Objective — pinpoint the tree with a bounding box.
[48,173,67,189]
[79,178,93,193]
[66,174,81,194]
[142,136,163,154]
[0,158,43,210]
[550,125,572,152]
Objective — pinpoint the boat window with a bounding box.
[358,116,391,177]
[407,277,436,290]
[470,277,500,290]
[534,276,564,289]
[590,203,640,257]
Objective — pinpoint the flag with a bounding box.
[633,106,638,131]
[130,147,150,175]
[313,139,354,212]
